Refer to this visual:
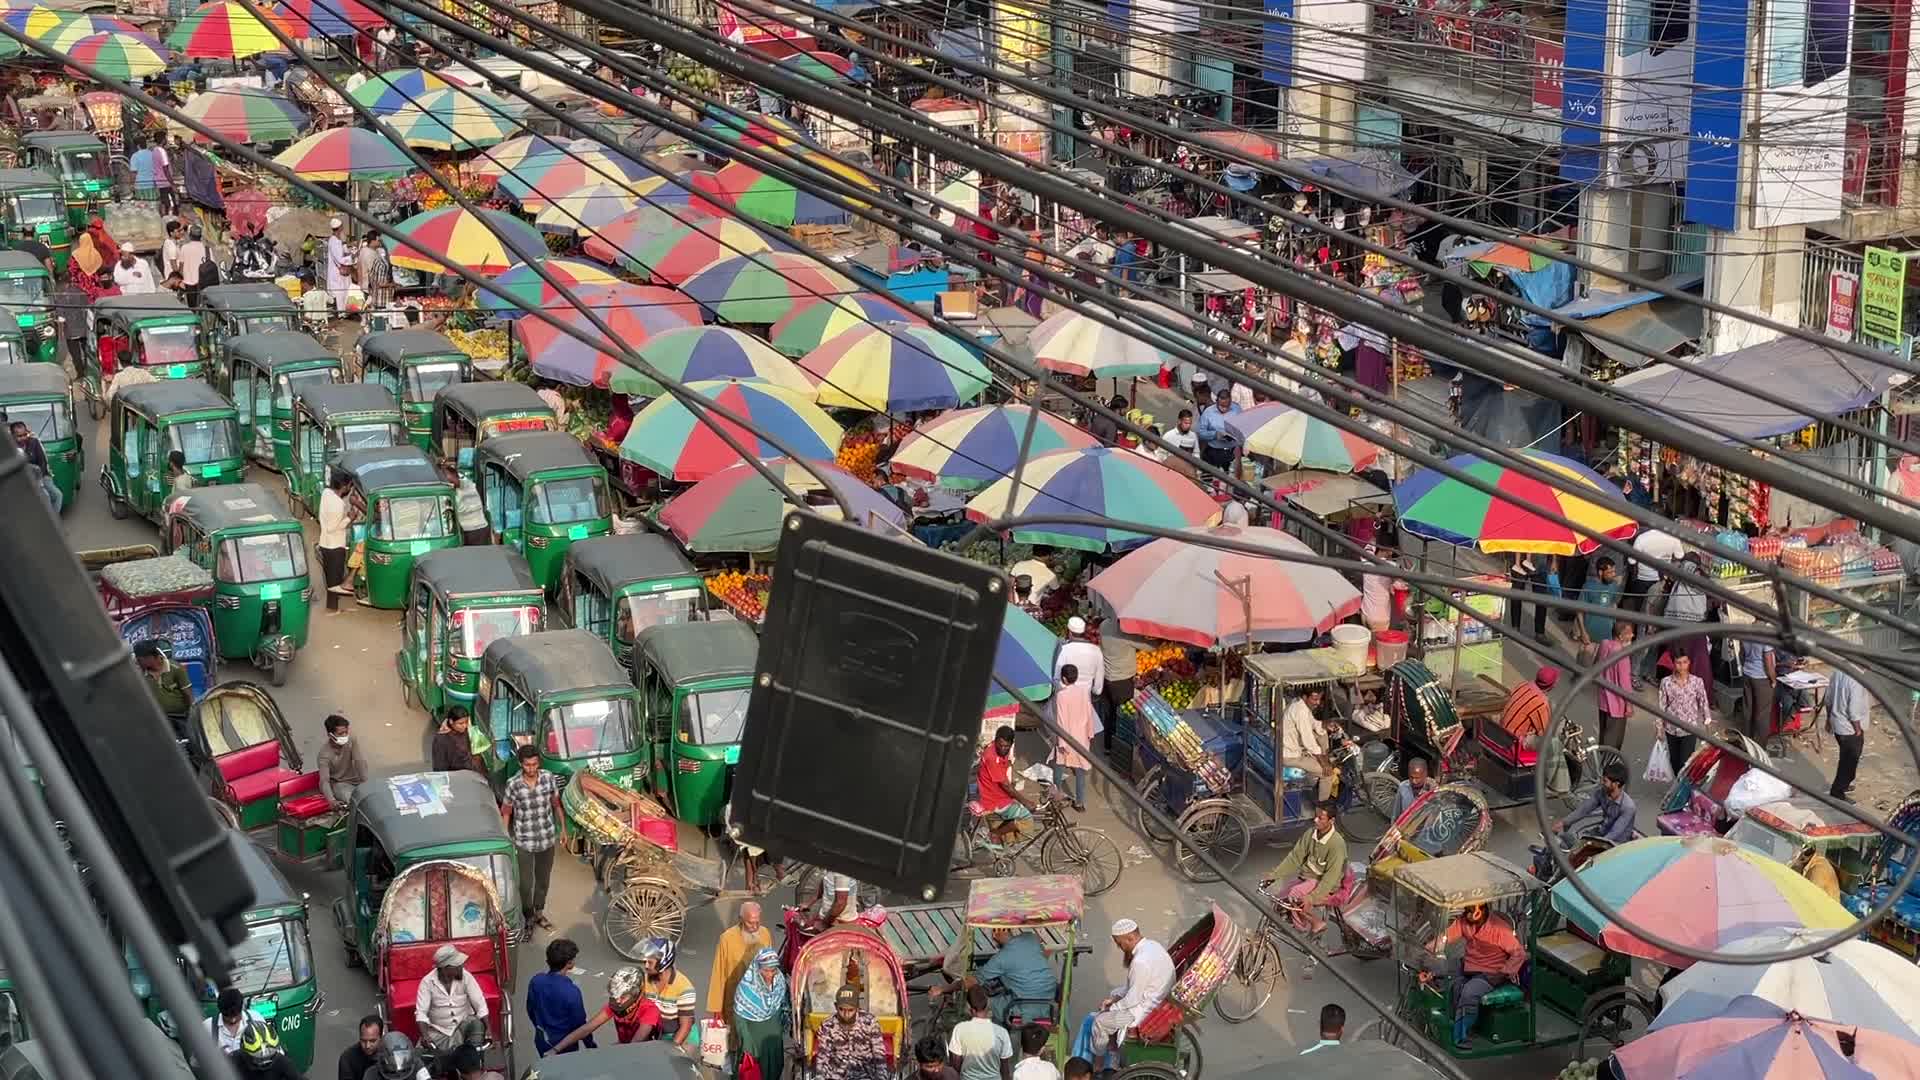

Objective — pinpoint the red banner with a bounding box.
[1532,39,1564,110]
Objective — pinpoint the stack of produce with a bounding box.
[835,430,885,484]
[705,570,772,622]
[1128,688,1232,792]
[1558,1062,1602,1080]
[446,327,508,365]
[1133,643,1186,679]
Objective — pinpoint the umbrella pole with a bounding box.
[1212,572,1252,707]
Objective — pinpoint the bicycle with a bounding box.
[953,782,1125,896]
[1212,882,1390,1024]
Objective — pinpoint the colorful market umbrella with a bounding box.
[1226,403,1381,472]
[38,13,144,50]
[1393,449,1639,556]
[776,49,862,84]
[963,448,1223,553]
[1611,996,1920,1079]
[700,158,877,228]
[1459,240,1554,273]
[987,605,1058,711]
[513,284,704,387]
[272,126,411,180]
[166,1,295,59]
[799,322,991,413]
[1088,525,1361,647]
[889,405,1100,490]
[1548,836,1853,969]
[65,31,169,79]
[623,217,794,284]
[580,201,722,268]
[1027,306,1189,379]
[1656,927,1920,1043]
[346,68,453,115]
[658,457,902,553]
[469,132,563,179]
[699,110,817,151]
[386,206,545,276]
[681,252,857,326]
[180,84,303,144]
[18,9,137,41]
[619,379,844,482]
[383,86,519,150]
[1191,130,1286,162]
[607,326,813,398]
[479,258,620,316]
[533,182,642,235]
[272,0,385,37]
[496,140,653,209]
[770,294,925,357]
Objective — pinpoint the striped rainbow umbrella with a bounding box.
[346,68,453,115]
[468,132,563,179]
[15,8,136,40]
[701,158,878,228]
[770,294,924,357]
[38,12,143,49]
[699,109,817,151]
[66,31,169,79]
[272,126,412,180]
[798,322,991,413]
[987,605,1058,710]
[495,140,652,208]
[1226,403,1380,472]
[608,326,813,398]
[167,1,295,59]
[384,86,519,150]
[1088,525,1361,647]
[1656,927,1920,1043]
[513,284,703,387]
[776,50,862,85]
[1393,449,1639,556]
[658,458,902,554]
[479,258,620,316]
[532,182,641,235]
[624,217,794,284]
[180,85,304,144]
[619,379,844,482]
[386,207,545,275]
[1611,997,1920,1080]
[1548,836,1853,969]
[272,0,385,36]
[582,203,717,268]
[890,405,1100,490]
[681,252,857,325]
[1027,304,1191,378]
[963,448,1223,553]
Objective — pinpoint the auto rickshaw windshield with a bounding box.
[228,918,313,998]
[0,275,47,305]
[3,402,69,440]
[9,191,61,224]
[217,533,308,584]
[236,313,297,336]
[275,368,337,409]
[529,475,607,525]
[169,418,241,463]
[330,422,403,454]
[408,361,465,400]
[546,697,636,756]
[680,687,749,745]
[138,326,197,368]
[57,150,109,183]
[618,588,702,642]
[453,605,541,659]
[374,495,452,541]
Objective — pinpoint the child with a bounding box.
[1062,1057,1094,1080]
[1050,664,1096,811]
[1011,1023,1060,1080]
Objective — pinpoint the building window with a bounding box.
[1768,0,1853,87]
[1619,0,1692,55]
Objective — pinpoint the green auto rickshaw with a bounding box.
[94,292,205,382]
[472,431,612,592]
[400,547,547,723]
[556,534,708,670]
[286,383,404,515]
[101,381,245,524]
[0,306,32,366]
[633,621,758,829]
[161,483,311,686]
[0,365,80,509]
[357,330,472,452]
[338,446,458,610]
[0,251,56,364]
[17,131,111,227]
[479,630,644,802]
[197,283,298,365]
[430,380,555,480]
[213,332,343,472]
[0,169,71,274]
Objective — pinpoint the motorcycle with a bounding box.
[227,233,289,282]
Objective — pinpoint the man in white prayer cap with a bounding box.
[1071,918,1174,1068]
[1053,617,1104,699]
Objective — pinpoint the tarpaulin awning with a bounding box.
[1555,273,1705,319]
[1611,337,1894,441]
[1581,300,1703,368]
[1280,152,1419,201]
[929,26,984,64]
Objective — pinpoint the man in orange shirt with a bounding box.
[1426,903,1526,1049]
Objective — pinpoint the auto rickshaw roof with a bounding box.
[964,875,1084,928]
[361,329,468,363]
[483,630,632,698]
[353,769,513,855]
[197,283,297,314]
[338,446,444,491]
[473,430,598,481]
[170,483,297,532]
[233,833,301,913]
[225,331,339,368]
[509,1041,699,1080]
[636,621,759,685]
[98,554,214,599]
[96,292,195,322]
[0,364,70,399]
[435,379,548,418]
[413,546,542,600]
[0,251,50,276]
[0,168,61,190]
[0,306,27,337]
[1743,796,1879,839]
[117,380,234,417]
[294,382,401,424]
[1393,851,1539,908]
[568,533,697,594]
[20,131,105,150]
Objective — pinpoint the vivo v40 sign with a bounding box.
[1861,247,1909,344]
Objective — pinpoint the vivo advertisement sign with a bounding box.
[1559,0,1605,182]
[1262,0,1295,86]
[1684,0,1749,228]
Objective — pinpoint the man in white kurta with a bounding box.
[1074,919,1175,1067]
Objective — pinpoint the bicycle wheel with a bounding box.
[1133,766,1176,845]
[1039,825,1125,896]
[1213,930,1283,1023]
[1174,802,1250,883]
[1338,776,1397,844]
[1578,988,1654,1064]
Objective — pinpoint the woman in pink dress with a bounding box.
[1051,664,1097,811]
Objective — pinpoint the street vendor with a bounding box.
[1280,687,1335,800]
[1071,919,1173,1069]
[1260,802,1348,932]
[930,924,1059,1028]
[1424,902,1526,1050]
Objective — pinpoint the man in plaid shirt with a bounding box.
[502,745,567,932]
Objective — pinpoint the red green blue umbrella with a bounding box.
[890,405,1100,490]
[681,252,857,325]
[40,13,144,50]
[963,448,1223,553]
[799,323,991,412]
[581,202,723,268]
[386,206,545,275]
[513,283,703,387]
[532,183,641,235]
[699,108,817,151]
[346,68,453,115]
[699,158,877,228]
[1027,304,1192,378]
[468,131,561,179]
[1226,403,1380,472]
[770,294,924,357]
[9,7,134,37]
[479,258,620,316]
[619,379,844,482]
[1393,449,1639,556]
[181,85,303,144]
[1611,997,1920,1080]
[272,126,411,180]
[167,1,295,59]
[777,50,862,85]
[496,140,653,209]
[272,0,385,36]
[66,30,169,79]
[623,217,794,284]
[607,326,813,398]
[384,86,519,150]
[658,458,902,553]
[1088,525,1361,647]
[988,605,1058,710]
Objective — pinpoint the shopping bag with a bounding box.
[1643,736,1674,785]
[700,1019,730,1069]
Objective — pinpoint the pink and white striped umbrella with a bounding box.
[1087,525,1361,648]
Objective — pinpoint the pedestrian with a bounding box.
[527,938,592,1056]
[1828,668,1870,802]
[501,744,564,931]
[152,136,176,215]
[1663,553,1715,679]
[708,901,771,1022]
[1010,1023,1057,1080]
[326,217,355,314]
[113,250,159,295]
[432,706,486,775]
[1593,620,1636,750]
[178,224,210,304]
[161,219,184,284]
[642,937,698,1049]
[733,949,789,1080]
[1626,527,1683,684]
[1299,1003,1344,1055]
[1574,557,1622,650]
[1657,652,1711,770]
[317,469,359,611]
[1050,664,1096,811]
[947,985,1013,1080]
[549,968,656,1053]
[1095,615,1139,752]
[1194,387,1240,471]
[912,1036,959,1080]
[208,987,267,1055]
[1053,617,1103,698]
[1740,640,1778,746]
[1062,1060,1092,1080]
[1507,554,1548,638]
[10,420,60,514]
[444,462,490,546]
[130,138,158,204]
[133,639,193,731]
[336,1015,384,1080]
[318,714,369,809]
[359,229,391,311]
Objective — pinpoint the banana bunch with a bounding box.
[447,328,508,362]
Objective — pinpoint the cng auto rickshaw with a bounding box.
[478,630,643,799]
[162,483,312,685]
[0,307,33,366]
[285,383,404,514]
[101,381,244,524]
[556,534,708,670]
[212,332,343,472]
[0,365,80,508]
[93,292,205,381]
[197,283,298,364]
[399,547,547,723]
[430,380,555,479]
[0,168,71,274]
[472,432,613,591]
[337,446,458,610]
[1726,794,1880,895]
[0,251,56,364]
[357,330,472,451]
[633,621,758,829]
[17,131,110,227]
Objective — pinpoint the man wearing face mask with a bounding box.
[318,713,370,809]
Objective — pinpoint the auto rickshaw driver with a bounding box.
[1422,901,1527,1050]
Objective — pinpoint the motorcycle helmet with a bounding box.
[609,966,645,1009]
[377,1032,419,1080]
[637,936,676,973]
[238,1019,282,1067]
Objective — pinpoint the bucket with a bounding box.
[1330,624,1371,668]
[1374,629,1409,669]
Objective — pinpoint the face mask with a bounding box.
[331,734,350,746]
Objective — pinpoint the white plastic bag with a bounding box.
[700,1019,730,1069]
[1643,737,1674,785]
[1726,769,1793,818]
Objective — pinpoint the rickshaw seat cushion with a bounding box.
[215,741,284,783]
[1132,1001,1182,1043]
[387,937,505,1042]
[228,766,302,804]
[1481,983,1525,1009]
[278,770,320,800]
[1658,811,1718,837]
[282,792,333,819]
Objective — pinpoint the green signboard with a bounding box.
[1861,246,1908,343]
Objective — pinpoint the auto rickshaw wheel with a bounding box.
[1577,988,1653,1064]
[601,873,687,958]
[100,470,128,519]
[1173,802,1250,883]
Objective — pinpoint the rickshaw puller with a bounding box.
[1425,902,1525,1049]
[1260,801,1350,932]
[931,924,1059,1027]
[1071,920,1172,1068]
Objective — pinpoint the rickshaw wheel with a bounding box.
[601,875,687,957]
[1133,767,1176,845]
[1173,803,1250,883]
[1577,988,1653,1063]
[1039,826,1125,896]
[1338,778,1398,845]
[1213,931,1283,1023]
[1172,1025,1203,1080]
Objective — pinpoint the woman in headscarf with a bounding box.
[67,232,109,302]
[731,947,787,1080]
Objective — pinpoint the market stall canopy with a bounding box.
[514,283,703,386]
[1279,152,1419,201]
[681,252,858,325]
[889,404,1099,490]
[1226,403,1380,473]
[657,457,901,553]
[1027,302,1194,379]
[65,29,168,78]
[582,202,722,269]
[1394,449,1637,556]
[386,206,544,275]
[1459,381,1563,449]
[1088,525,1361,647]
[623,217,795,284]
[987,605,1058,710]
[963,447,1223,553]
[1576,299,1702,368]
[532,182,641,235]
[383,86,520,150]
[272,0,385,35]
[1657,927,1920,1042]
[798,322,991,412]
[272,126,411,179]
[698,158,877,228]
[495,139,653,208]
[1610,336,1893,441]
[607,325,812,398]
[698,108,820,152]
[1191,130,1286,163]
[179,84,303,144]
[479,257,619,316]
[166,0,294,59]
[619,379,843,482]
[1611,996,1920,1079]
[770,294,924,357]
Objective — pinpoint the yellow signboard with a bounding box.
[996,0,1045,67]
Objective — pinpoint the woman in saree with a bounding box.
[732,947,788,1080]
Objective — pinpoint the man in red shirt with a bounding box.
[976,726,1030,845]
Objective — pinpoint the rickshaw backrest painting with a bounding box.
[385,864,497,944]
